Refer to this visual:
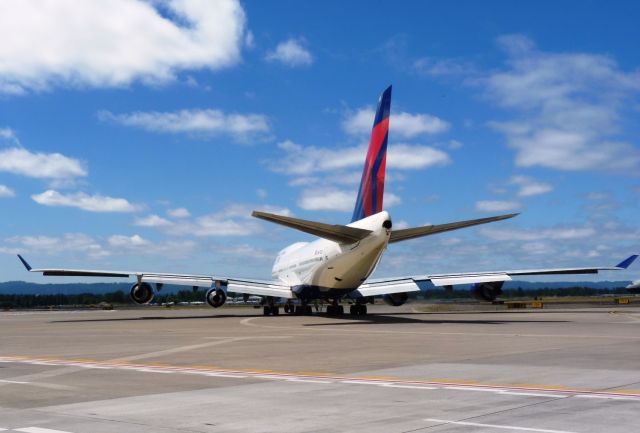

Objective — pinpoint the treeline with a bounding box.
[0,286,632,309]
[0,289,205,309]
[419,286,630,300]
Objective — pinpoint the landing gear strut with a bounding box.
[326,299,344,316]
[262,297,280,316]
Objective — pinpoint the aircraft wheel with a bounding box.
[361,305,367,315]
[283,304,290,314]
[271,306,279,316]
[336,305,344,315]
[305,305,313,315]
[349,305,358,316]
[263,306,271,316]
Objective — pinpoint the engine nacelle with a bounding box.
[206,288,227,308]
[382,292,409,307]
[130,282,154,304]
[471,281,504,302]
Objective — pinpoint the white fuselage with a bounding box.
[271,211,391,298]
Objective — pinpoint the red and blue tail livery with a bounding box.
[352,85,392,222]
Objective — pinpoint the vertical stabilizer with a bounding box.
[351,85,392,222]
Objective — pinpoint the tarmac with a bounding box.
[1,303,640,432]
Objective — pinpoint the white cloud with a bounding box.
[265,38,313,67]
[270,140,450,176]
[0,127,19,145]
[108,234,150,248]
[484,34,640,173]
[0,0,247,94]
[0,185,15,198]
[3,233,109,258]
[480,226,596,242]
[134,214,172,227]
[167,207,191,218]
[166,203,292,237]
[0,147,87,179]
[99,109,270,140]
[343,108,450,137]
[32,190,141,213]
[475,200,521,213]
[509,176,553,197]
[298,188,400,212]
[256,189,268,199]
[413,57,474,77]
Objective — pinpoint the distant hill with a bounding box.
[0,280,632,295]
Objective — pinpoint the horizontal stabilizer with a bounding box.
[389,213,518,243]
[252,211,372,244]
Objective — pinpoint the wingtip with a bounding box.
[616,254,639,269]
[17,254,32,271]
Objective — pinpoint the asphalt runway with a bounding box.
[1,304,640,432]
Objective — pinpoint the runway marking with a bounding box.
[239,317,640,339]
[14,428,73,433]
[424,418,576,433]
[2,355,640,403]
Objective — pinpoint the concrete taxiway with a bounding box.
[1,304,640,432]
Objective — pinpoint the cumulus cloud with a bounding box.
[475,200,521,213]
[134,214,172,227]
[99,109,270,141]
[343,108,449,137]
[270,140,450,176]
[484,34,640,173]
[2,233,109,258]
[298,189,401,212]
[0,185,15,198]
[0,147,87,179]
[32,190,141,213]
[126,204,292,238]
[0,0,247,94]
[480,225,596,242]
[167,207,191,218]
[265,38,313,67]
[413,57,475,77]
[509,176,553,197]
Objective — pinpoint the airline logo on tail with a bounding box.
[352,85,392,222]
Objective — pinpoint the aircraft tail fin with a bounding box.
[352,85,392,222]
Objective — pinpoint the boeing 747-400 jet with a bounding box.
[18,86,638,316]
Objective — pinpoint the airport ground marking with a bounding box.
[239,316,640,339]
[14,428,73,433]
[424,419,576,433]
[2,355,640,402]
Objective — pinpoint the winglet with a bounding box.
[17,254,32,271]
[616,254,639,269]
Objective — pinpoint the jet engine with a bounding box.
[471,281,504,302]
[382,292,409,307]
[130,282,154,304]
[206,288,227,308]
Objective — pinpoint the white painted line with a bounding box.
[15,428,73,433]
[574,394,640,401]
[203,373,248,378]
[381,384,437,390]
[424,419,576,433]
[287,379,332,384]
[499,391,564,398]
[340,380,385,385]
[0,379,30,384]
[444,386,497,393]
[0,428,7,431]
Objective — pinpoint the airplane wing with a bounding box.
[17,255,295,299]
[351,254,639,298]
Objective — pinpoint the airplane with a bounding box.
[17,85,638,316]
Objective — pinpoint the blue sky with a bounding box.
[1,0,639,282]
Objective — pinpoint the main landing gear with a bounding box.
[349,304,367,316]
[282,302,312,315]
